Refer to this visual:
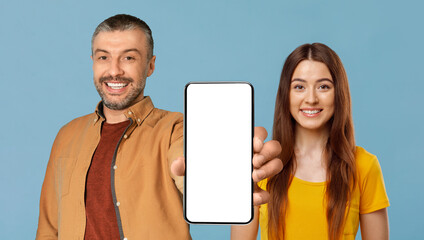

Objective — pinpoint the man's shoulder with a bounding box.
[57,112,97,136]
[147,108,183,127]
[151,107,183,119]
[49,112,97,153]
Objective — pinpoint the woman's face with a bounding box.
[289,60,335,132]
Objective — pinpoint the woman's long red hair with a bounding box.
[268,43,356,240]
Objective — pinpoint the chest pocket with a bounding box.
[55,157,77,198]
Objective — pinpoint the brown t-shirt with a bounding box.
[85,120,130,240]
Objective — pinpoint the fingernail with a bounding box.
[256,169,266,180]
[254,137,262,147]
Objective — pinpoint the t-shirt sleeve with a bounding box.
[359,154,390,214]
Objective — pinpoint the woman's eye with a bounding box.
[319,84,330,90]
[294,85,304,90]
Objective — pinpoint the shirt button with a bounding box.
[116,202,120,207]
[123,134,128,139]
[93,118,97,122]
[113,165,117,170]
[137,118,141,123]
[123,238,128,240]
[128,111,132,115]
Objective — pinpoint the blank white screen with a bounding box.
[185,82,253,224]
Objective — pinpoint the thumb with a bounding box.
[171,156,185,176]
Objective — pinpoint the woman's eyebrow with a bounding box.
[291,78,306,82]
[317,78,334,83]
[291,78,333,83]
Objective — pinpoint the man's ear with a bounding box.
[147,55,156,77]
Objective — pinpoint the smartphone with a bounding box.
[184,82,253,224]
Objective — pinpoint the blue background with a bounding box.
[1,0,423,239]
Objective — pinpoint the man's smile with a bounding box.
[105,82,129,89]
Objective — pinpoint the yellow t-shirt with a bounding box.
[258,146,390,240]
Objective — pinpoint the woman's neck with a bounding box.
[294,125,329,155]
[293,124,330,182]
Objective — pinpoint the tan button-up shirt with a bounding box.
[36,96,190,240]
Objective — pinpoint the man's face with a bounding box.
[91,29,155,110]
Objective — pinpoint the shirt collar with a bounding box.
[94,96,155,126]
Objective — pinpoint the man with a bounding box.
[36,14,282,240]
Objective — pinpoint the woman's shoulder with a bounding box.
[354,146,390,212]
[355,146,386,189]
[355,146,379,174]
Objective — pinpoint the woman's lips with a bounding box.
[300,109,322,117]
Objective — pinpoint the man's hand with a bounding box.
[251,126,282,205]
[171,126,282,206]
[170,156,185,176]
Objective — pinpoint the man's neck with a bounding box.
[102,94,145,124]
[104,106,129,124]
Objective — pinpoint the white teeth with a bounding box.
[302,110,321,114]
[106,82,128,89]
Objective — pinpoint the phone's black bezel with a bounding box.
[183,81,254,225]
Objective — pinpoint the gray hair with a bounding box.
[91,14,154,59]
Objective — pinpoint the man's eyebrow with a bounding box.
[291,78,333,83]
[122,48,142,54]
[93,48,142,55]
[93,49,109,55]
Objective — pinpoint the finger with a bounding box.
[253,136,264,153]
[252,157,283,182]
[253,140,282,167]
[253,187,270,206]
[252,153,265,168]
[170,156,185,176]
[253,126,267,153]
[254,126,268,142]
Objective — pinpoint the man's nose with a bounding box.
[108,59,124,77]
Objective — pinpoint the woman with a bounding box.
[232,43,389,240]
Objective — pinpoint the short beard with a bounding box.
[94,76,145,110]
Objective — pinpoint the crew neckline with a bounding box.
[292,175,326,186]
[103,119,131,127]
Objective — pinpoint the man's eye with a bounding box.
[98,56,107,60]
[124,56,135,60]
